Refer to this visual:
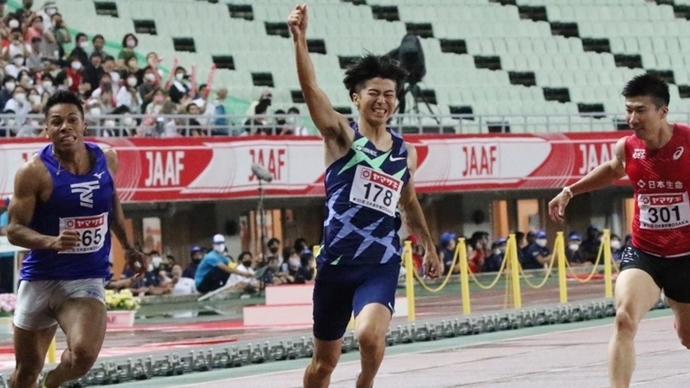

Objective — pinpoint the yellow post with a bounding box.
[47,336,56,363]
[556,232,568,304]
[603,229,613,298]
[508,234,522,309]
[403,240,416,321]
[458,238,471,315]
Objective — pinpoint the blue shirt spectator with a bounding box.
[183,245,204,279]
[195,249,229,288]
[522,230,551,270]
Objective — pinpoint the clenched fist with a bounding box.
[287,3,308,40]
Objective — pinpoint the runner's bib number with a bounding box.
[638,192,690,230]
[350,165,403,217]
[58,212,108,254]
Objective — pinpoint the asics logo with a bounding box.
[674,147,684,160]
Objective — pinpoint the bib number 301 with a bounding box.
[638,193,690,230]
[58,212,108,254]
[350,165,403,217]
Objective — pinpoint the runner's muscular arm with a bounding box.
[568,137,628,195]
[6,157,62,250]
[105,149,134,251]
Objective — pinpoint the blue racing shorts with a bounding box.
[312,262,400,341]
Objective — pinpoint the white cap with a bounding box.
[213,234,225,244]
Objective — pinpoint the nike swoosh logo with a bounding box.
[389,156,406,162]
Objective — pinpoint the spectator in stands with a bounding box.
[203,87,230,135]
[522,230,551,270]
[70,32,89,67]
[91,73,115,111]
[117,33,138,69]
[467,231,489,273]
[516,230,531,264]
[0,197,8,235]
[286,106,309,135]
[27,87,41,113]
[610,233,623,264]
[5,53,28,78]
[104,263,132,291]
[483,238,506,272]
[53,70,71,92]
[281,249,313,284]
[91,34,105,58]
[66,52,84,93]
[116,73,141,113]
[565,231,585,265]
[195,234,251,294]
[81,52,104,95]
[0,76,14,111]
[243,101,270,135]
[168,66,191,104]
[23,14,45,44]
[403,235,423,275]
[183,246,204,279]
[580,225,600,264]
[3,27,29,60]
[25,37,44,72]
[36,1,58,30]
[101,55,120,91]
[438,231,457,274]
[182,102,204,136]
[48,12,70,59]
[3,84,31,135]
[266,237,282,265]
[16,0,34,23]
[123,252,171,296]
[226,251,259,293]
[170,264,197,295]
[138,67,159,112]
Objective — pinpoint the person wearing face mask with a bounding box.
[0,76,15,114]
[170,264,197,295]
[280,250,313,285]
[116,73,142,114]
[65,53,83,93]
[91,34,105,58]
[69,32,89,68]
[522,230,552,270]
[4,85,31,133]
[482,238,507,272]
[194,234,251,294]
[182,246,204,279]
[226,252,259,292]
[286,106,309,135]
[139,70,160,111]
[3,28,30,60]
[168,66,190,104]
[579,225,601,264]
[203,87,230,135]
[81,52,104,96]
[5,53,28,78]
[266,237,282,264]
[117,33,138,69]
[565,232,586,265]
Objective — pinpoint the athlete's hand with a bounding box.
[287,3,308,40]
[423,250,443,279]
[548,190,571,223]
[125,248,147,279]
[50,230,80,251]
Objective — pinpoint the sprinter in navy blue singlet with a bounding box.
[6,91,146,388]
[289,5,442,388]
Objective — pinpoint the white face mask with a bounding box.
[147,263,154,272]
[611,240,621,250]
[151,256,162,268]
[8,20,19,29]
[13,58,23,66]
[90,107,101,116]
[21,77,32,86]
[286,116,296,124]
[536,238,547,247]
[493,249,501,256]
[122,116,134,126]
[568,243,580,251]
[103,119,116,128]
[127,77,137,87]
[5,82,15,92]
[175,73,185,81]
[213,243,225,253]
[41,81,52,90]
[45,7,57,16]
[126,39,136,48]
[144,73,156,82]
[14,93,26,103]
[79,41,88,49]
[289,258,301,267]
[28,94,40,105]
[71,61,82,70]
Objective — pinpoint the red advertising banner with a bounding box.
[0,132,631,203]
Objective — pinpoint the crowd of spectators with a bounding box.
[0,0,310,138]
[404,224,627,277]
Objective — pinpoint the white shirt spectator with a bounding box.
[115,85,141,113]
[4,63,29,79]
[228,263,258,288]
[172,277,197,295]
[3,42,30,59]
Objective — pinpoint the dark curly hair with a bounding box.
[343,54,408,101]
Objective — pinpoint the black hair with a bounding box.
[103,55,115,63]
[342,54,408,100]
[267,237,280,246]
[43,90,84,118]
[2,75,15,84]
[53,70,68,86]
[121,33,137,47]
[75,32,87,42]
[92,34,104,42]
[239,251,252,261]
[622,73,670,108]
[287,106,300,114]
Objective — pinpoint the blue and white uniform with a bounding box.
[15,142,113,330]
[313,123,410,340]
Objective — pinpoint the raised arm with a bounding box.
[398,143,442,278]
[549,137,628,222]
[7,157,79,250]
[288,4,350,142]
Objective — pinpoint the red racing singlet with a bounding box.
[625,123,690,257]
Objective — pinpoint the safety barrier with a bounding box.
[405,230,618,317]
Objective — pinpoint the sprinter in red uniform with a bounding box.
[549,73,690,388]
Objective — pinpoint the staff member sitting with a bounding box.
[194,234,251,293]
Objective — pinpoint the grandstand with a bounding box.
[41,0,690,133]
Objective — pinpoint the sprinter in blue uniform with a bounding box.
[6,91,146,388]
[289,5,443,388]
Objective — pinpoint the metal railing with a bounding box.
[3,111,687,138]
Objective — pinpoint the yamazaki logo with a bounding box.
[249,148,286,181]
[577,143,617,175]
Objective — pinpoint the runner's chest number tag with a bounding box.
[58,212,108,254]
[638,192,690,230]
[350,165,403,216]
